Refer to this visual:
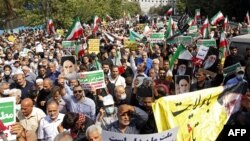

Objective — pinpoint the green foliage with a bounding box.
[0,0,142,29]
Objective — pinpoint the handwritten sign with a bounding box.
[196,39,216,47]
[78,70,105,89]
[0,97,16,141]
[102,127,178,141]
[88,39,100,54]
[62,41,78,52]
[196,45,209,60]
[150,32,165,43]
[124,39,137,51]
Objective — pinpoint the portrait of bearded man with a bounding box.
[202,47,219,73]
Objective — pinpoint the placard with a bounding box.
[78,70,105,89]
[102,127,178,141]
[0,97,16,141]
[88,39,100,54]
[196,39,216,47]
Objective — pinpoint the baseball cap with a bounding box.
[103,95,114,106]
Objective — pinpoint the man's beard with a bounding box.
[177,69,186,75]
[203,59,215,69]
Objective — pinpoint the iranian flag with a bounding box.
[223,16,229,31]
[166,7,173,16]
[165,16,174,39]
[245,11,250,26]
[219,31,228,61]
[211,11,224,25]
[169,44,193,70]
[201,18,209,39]
[93,16,101,34]
[47,19,56,35]
[65,17,83,40]
[195,9,201,20]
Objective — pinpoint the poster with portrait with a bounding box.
[175,75,190,94]
[61,55,77,79]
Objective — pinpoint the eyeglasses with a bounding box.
[74,90,82,94]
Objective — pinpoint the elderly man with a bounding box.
[38,100,65,141]
[10,74,34,100]
[60,85,96,120]
[114,85,131,106]
[48,62,60,84]
[22,65,36,84]
[0,82,10,97]
[17,98,46,133]
[107,104,148,134]
[36,78,53,112]
[86,125,103,141]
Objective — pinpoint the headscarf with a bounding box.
[70,113,85,139]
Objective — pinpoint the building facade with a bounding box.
[130,0,175,14]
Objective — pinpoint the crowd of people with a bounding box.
[0,14,250,141]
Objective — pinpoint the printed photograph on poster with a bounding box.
[61,55,77,79]
[175,75,190,94]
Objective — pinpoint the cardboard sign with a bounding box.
[62,41,78,52]
[124,39,137,51]
[223,63,241,76]
[150,32,165,43]
[240,27,250,35]
[167,36,193,45]
[88,39,100,54]
[102,127,178,141]
[188,25,198,33]
[198,68,217,78]
[78,70,105,89]
[197,39,216,47]
[196,45,209,60]
[0,97,16,141]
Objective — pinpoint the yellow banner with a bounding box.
[124,39,137,51]
[152,86,241,141]
[88,39,100,54]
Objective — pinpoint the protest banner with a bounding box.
[196,45,209,60]
[240,27,250,35]
[167,36,193,45]
[137,24,145,31]
[88,39,100,54]
[0,97,16,141]
[150,32,165,43]
[78,70,105,89]
[124,39,137,51]
[62,41,78,53]
[56,29,64,36]
[188,32,200,38]
[152,82,247,141]
[223,63,241,76]
[177,36,193,45]
[196,39,216,47]
[188,26,198,33]
[102,127,178,141]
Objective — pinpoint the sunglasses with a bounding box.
[74,90,82,94]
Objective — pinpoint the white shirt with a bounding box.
[37,113,65,141]
[108,75,126,88]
